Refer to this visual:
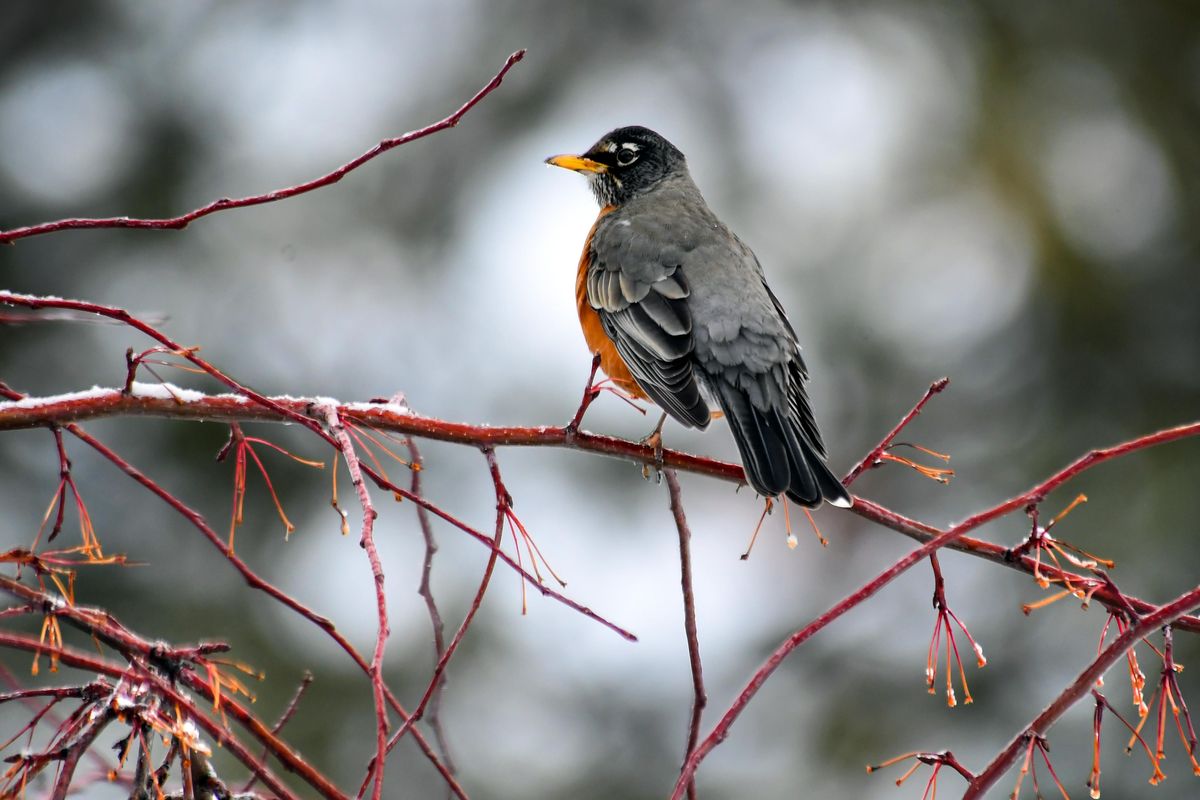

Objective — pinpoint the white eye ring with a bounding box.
[616,145,639,166]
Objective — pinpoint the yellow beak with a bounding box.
[544,154,607,173]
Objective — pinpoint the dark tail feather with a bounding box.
[813,455,852,507]
[781,430,820,507]
[714,382,791,498]
[786,439,852,508]
[716,381,852,509]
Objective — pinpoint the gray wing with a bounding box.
[762,280,826,458]
[588,214,710,428]
[685,230,847,506]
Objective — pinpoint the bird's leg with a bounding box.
[639,411,669,482]
[566,354,604,435]
[741,497,774,560]
[740,497,827,559]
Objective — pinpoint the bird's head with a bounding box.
[545,126,685,206]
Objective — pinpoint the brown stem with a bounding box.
[566,353,603,434]
[241,671,314,794]
[843,377,949,486]
[669,419,1200,798]
[49,708,115,800]
[360,448,509,797]
[664,470,706,800]
[319,404,389,800]
[964,585,1200,797]
[4,383,1194,636]
[409,438,456,775]
[59,423,462,796]
[0,51,526,245]
[0,632,305,799]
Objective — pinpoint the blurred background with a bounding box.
[2,1,1198,797]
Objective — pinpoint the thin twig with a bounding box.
[359,456,636,641]
[320,404,389,800]
[0,576,321,797]
[0,51,526,245]
[664,470,706,800]
[6,289,1200,795]
[668,419,1200,798]
[370,447,507,772]
[566,353,603,435]
[843,377,949,486]
[240,671,314,794]
[49,708,115,800]
[965,585,1200,797]
[409,438,455,775]
[8,376,637,653]
[59,422,463,797]
[0,631,305,800]
[358,447,510,799]
[1,292,331,439]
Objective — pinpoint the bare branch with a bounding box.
[0,51,526,245]
[0,631,306,799]
[409,438,456,775]
[241,672,314,795]
[318,403,389,800]
[5,287,1200,797]
[664,470,706,800]
[49,708,115,800]
[965,585,1200,797]
[843,378,949,486]
[669,418,1200,798]
[4,379,1194,635]
[55,423,461,794]
[368,447,508,787]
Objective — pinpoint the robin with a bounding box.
[546,126,851,508]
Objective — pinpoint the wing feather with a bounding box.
[586,226,708,428]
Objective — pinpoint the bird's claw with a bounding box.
[640,430,664,483]
[639,412,668,483]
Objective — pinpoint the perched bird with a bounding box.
[546,126,851,508]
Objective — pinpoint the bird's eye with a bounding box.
[616,145,639,166]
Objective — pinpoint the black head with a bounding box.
[545,126,687,206]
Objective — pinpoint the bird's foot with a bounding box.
[639,412,668,483]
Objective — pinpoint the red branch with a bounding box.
[848,496,1200,633]
[0,51,525,245]
[319,404,389,800]
[241,672,314,794]
[0,632,305,799]
[0,292,329,440]
[664,470,706,800]
[5,294,1200,795]
[345,454,637,642]
[49,707,114,800]
[964,584,1200,797]
[668,417,1200,798]
[0,293,637,643]
[367,447,507,788]
[54,423,463,796]
[843,377,949,485]
[2,381,1197,636]
[408,438,456,772]
[0,575,337,796]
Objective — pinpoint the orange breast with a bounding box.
[576,206,648,400]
